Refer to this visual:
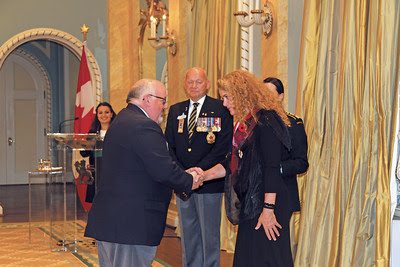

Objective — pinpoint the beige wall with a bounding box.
[108,0,191,112]
[262,0,304,114]
[108,0,140,112]
[262,0,288,108]
[108,0,303,114]
[167,0,191,104]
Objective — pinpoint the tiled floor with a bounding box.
[0,184,234,266]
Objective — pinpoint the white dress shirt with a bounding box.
[187,95,206,127]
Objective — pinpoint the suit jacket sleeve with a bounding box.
[280,118,309,177]
[196,108,233,170]
[165,106,183,168]
[135,121,192,194]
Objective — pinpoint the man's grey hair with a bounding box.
[126,79,157,103]
[184,67,208,81]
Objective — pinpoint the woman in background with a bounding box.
[81,102,116,203]
[201,70,293,266]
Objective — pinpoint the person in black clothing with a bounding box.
[196,70,294,266]
[80,102,116,203]
[85,79,201,266]
[263,77,309,214]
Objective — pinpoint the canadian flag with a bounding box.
[73,43,95,212]
[74,43,95,133]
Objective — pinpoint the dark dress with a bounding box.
[227,110,293,267]
[80,132,104,203]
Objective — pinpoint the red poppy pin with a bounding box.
[238,123,247,133]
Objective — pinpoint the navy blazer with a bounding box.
[85,104,193,246]
[165,96,233,194]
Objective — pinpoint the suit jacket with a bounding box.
[280,113,309,212]
[84,104,193,246]
[165,96,233,194]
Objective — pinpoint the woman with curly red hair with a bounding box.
[200,70,294,266]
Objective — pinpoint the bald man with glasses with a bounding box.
[85,79,203,266]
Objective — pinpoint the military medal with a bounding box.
[206,131,216,144]
[197,117,207,132]
[177,113,186,133]
[178,119,184,133]
[196,117,222,133]
[214,117,221,132]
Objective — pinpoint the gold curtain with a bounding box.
[189,0,240,98]
[294,0,400,266]
[189,0,240,252]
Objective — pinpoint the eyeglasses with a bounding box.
[149,94,167,105]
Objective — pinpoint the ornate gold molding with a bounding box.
[0,28,102,102]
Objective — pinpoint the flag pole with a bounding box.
[80,24,90,42]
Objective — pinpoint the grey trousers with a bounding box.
[177,193,222,267]
[97,240,157,267]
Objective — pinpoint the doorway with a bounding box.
[0,53,47,184]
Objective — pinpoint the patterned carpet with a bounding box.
[0,220,170,267]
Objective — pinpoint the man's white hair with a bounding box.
[126,79,163,103]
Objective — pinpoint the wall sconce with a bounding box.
[145,1,177,55]
[234,1,273,37]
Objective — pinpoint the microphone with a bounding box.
[58,117,79,133]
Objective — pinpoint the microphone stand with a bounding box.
[58,117,78,133]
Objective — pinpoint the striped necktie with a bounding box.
[188,102,199,141]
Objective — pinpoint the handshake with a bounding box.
[186,167,206,190]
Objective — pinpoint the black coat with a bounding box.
[165,96,233,194]
[280,113,309,212]
[224,110,292,223]
[84,104,193,246]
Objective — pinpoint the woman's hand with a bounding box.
[186,167,205,183]
[255,209,282,241]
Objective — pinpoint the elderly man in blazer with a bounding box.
[165,67,233,267]
[85,79,202,267]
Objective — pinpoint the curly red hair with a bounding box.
[217,70,290,125]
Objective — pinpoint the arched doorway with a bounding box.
[0,52,49,184]
[0,28,103,185]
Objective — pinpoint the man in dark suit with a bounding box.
[263,77,309,213]
[85,79,202,267]
[165,67,233,267]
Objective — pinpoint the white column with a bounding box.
[248,0,254,73]
[239,0,251,71]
